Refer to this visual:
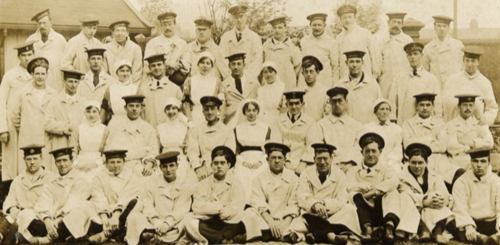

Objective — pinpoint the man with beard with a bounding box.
[104,20,143,84]
[300,13,339,87]
[444,95,493,169]
[26,9,67,91]
[378,13,412,98]
[78,48,115,102]
[0,145,56,244]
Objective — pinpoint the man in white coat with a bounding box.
[0,145,56,244]
[26,9,67,92]
[299,56,329,121]
[78,48,115,102]
[378,12,412,98]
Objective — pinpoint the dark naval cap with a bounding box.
[122,95,145,104]
[467,147,492,159]
[27,57,49,74]
[283,90,306,100]
[326,86,349,98]
[359,132,385,149]
[109,20,130,30]
[405,142,432,158]
[264,142,291,155]
[337,5,357,17]
[20,144,44,156]
[144,53,166,64]
[225,53,246,62]
[194,18,214,27]
[200,96,222,107]
[302,55,323,71]
[268,16,287,26]
[14,40,36,55]
[306,13,327,22]
[228,4,248,15]
[413,93,437,103]
[79,14,99,26]
[157,12,177,21]
[156,151,180,165]
[49,147,74,159]
[211,146,236,168]
[62,70,85,80]
[344,50,365,59]
[31,9,50,22]
[455,94,478,104]
[432,15,453,25]
[404,42,424,53]
[85,48,106,57]
[103,150,128,160]
[462,46,485,59]
[311,143,336,154]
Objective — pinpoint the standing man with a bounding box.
[452,148,500,245]
[138,54,183,128]
[442,46,498,125]
[445,95,494,169]
[422,16,464,90]
[378,12,412,98]
[221,53,259,125]
[243,142,300,243]
[0,145,56,244]
[336,4,381,79]
[144,12,190,83]
[219,4,263,80]
[100,95,159,177]
[44,70,86,156]
[299,56,329,121]
[270,91,320,175]
[317,87,362,164]
[187,18,229,80]
[61,14,103,74]
[104,20,143,85]
[0,41,35,182]
[26,9,67,91]
[187,96,236,181]
[264,16,302,91]
[389,42,442,126]
[300,13,339,87]
[337,50,383,124]
[78,48,115,102]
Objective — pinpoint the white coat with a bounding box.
[422,36,464,89]
[300,32,339,87]
[60,32,103,74]
[263,37,302,91]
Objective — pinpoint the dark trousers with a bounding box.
[352,193,399,231]
[199,217,245,244]
[302,213,352,243]
[457,219,497,242]
[0,214,17,245]
[27,219,101,242]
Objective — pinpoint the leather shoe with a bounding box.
[139,231,155,243]
[327,233,348,245]
[88,232,108,244]
[282,232,299,243]
[305,232,316,244]
[477,234,497,245]
[233,233,247,244]
[420,230,432,243]
[383,226,395,245]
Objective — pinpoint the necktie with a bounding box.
[367,168,371,174]
[319,175,327,184]
[200,46,207,52]
[237,32,242,42]
[235,77,243,94]
[413,68,418,76]
[291,115,296,123]
[93,74,99,87]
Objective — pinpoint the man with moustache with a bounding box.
[61,14,103,74]
[452,148,500,245]
[422,16,464,90]
[299,56,329,121]
[444,95,494,169]
[126,151,197,244]
[78,48,115,102]
[219,4,263,79]
[336,4,381,79]
[138,53,183,128]
[11,57,57,173]
[0,41,36,182]
[336,50,383,124]
[26,9,67,91]
[0,145,56,244]
[144,12,190,82]
[187,18,229,80]
[29,147,92,244]
[300,13,339,87]
[389,42,442,126]
[44,70,87,164]
[104,20,143,84]
[264,16,302,91]
[100,95,159,177]
[442,46,498,126]
[378,13,412,98]
[187,96,235,180]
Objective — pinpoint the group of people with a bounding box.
[0,2,499,245]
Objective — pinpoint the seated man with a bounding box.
[100,95,159,177]
[243,142,300,243]
[185,146,247,244]
[29,147,93,244]
[294,143,361,244]
[126,151,197,245]
[452,148,500,245]
[346,132,401,244]
[445,94,494,169]
[85,150,142,244]
[0,145,56,244]
[398,142,455,244]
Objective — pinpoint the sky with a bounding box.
[130,0,500,33]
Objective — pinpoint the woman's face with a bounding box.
[244,103,259,122]
[198,57,213,75]
[117,66,131,82]
[262,67,277,84]
[85,106,100,123]
[165,105,179,120]
[375,103,391,122]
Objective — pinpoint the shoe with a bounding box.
[139,231,155,243]
[420,230,432,243]
[282,232,299,243]
[305,232,316,244]
[477,234,497,245]
[327,233,348,245]
[88,232,108,244]
[28,236,51,244]
[233,233,247,244]
[221,238,233,244]
[435,234,447,245]
[383,225,395,245]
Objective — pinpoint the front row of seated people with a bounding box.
[2,132,500,245]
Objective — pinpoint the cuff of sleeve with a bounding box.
[164,216,176,228]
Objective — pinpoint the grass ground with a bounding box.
[27,240,469,245]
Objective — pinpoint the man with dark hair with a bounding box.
[78,48,115,102]
[453,148,500,245]
[126,151,197,245]
[299,55,329,121]
[185,146,247,244]
[27,9,67,91]
[264,16,302,91]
